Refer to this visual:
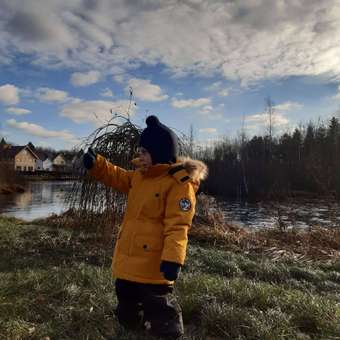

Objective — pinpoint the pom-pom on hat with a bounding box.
[139,115,178,164]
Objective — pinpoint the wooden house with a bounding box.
[0,144,39,171]
[52,154,67,171]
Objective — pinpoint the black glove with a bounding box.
[160,261,181,281]
[83,148,96,170]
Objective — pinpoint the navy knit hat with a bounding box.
[139,115,178,164]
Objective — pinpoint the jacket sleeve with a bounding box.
[161,181,196,265]
[88,154,133,194]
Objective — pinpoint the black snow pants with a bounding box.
[115,278,184,338]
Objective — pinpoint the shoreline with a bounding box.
[0,179,338,202]
[30,211,340,263]
[0,184,25,194]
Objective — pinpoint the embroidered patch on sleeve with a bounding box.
[179,198,191,211]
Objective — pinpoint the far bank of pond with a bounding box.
[0,180,339,229]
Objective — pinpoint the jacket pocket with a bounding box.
[131,234,163,257]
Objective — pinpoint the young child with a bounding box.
[83,115,207,339]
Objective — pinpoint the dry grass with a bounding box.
[191,193,340,263]
[34,193,340,264]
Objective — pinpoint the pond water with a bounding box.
[0,181,339,228]
[0,181,74,221]
[220,200,340,229]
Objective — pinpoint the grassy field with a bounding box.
[0,216,339,340]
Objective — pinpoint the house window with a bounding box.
[28,166,33,171]
[16,166,21,171]
[23,166,27,171]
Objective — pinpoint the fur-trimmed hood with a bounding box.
[177,156,208,182]
[131,156,208,183]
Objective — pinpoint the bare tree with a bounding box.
[239,114,249,197]
[189,124,194,157]
[265,96,275,159]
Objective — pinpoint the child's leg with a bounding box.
[115,279,143,330]
[141,284,184,339]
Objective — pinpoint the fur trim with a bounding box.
[131,156,208,181]
[178,156,208,181]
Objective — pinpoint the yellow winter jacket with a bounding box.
[89,154,207,284]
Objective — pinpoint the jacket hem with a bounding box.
[112,271,173,285]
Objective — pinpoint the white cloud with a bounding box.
[6,107,31,115]
[205,82,222,92]
[71,70,101,87]
[1,1,340,85]
[127,78,168,102]
[246,101,301,129]
[244,101,301,135]
[205,81,229,96]
[199,105,213,115]
[100,88,114,98]
[245,111,290,133]
[274,101,303,111]
[218,89,229,97]
[61,100,135,126]
[198,105,224,120]
[37,87,69,103]
[0,84,20,105]
[273,115,290,126]
[199,128,217,134]
[246,114,269,124]
[172,97,211,109]
[6,118,78,144]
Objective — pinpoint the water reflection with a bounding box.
[0,181,339,228]
[0,181,74,221]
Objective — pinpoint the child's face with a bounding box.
[137,147,153,168]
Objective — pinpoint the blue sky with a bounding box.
[1,0,340,150]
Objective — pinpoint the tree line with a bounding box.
[196,116,340,200]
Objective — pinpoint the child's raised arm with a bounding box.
[83,149,133,194]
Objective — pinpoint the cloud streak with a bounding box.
[6,107,31,115]
[199,128,217,134]
[6,118,78,144]
[172,97,211,109]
